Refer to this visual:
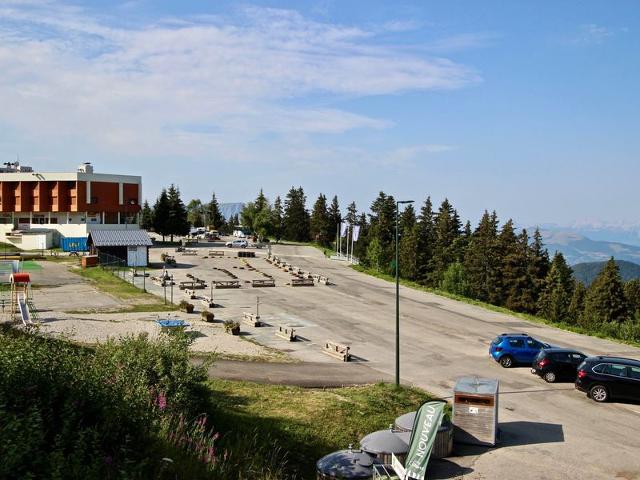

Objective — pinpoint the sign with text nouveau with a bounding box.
[403,401,446,480]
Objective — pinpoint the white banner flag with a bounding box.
[352,225,361,242]
[340,223,348,237]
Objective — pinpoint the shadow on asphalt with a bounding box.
[427,459,474,479]
[454,421,564,457]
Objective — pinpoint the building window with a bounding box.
[33,215,47,225]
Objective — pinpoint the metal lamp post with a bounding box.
[395,199,414,387]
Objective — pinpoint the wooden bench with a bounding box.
[214,280,241,289]
[291,278,315,287]
[179,280,207,290]
[275,325,296,341]
[242,312,262,327]
[323,341,351,362]
[252,279,275,287]
[209,250,225,257]
[182,249,198,255]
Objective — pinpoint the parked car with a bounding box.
[489,333,551,368]
[532,348,587,383]
[575,356,640,403]
[225,239,248,248]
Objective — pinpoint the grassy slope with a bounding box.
[207,380,439,478]
[352,264,640,348]
[74,266,176,312]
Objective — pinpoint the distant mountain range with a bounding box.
[538,222,640,247]
[541,230,640,266]
[572,260,640,286]
[219,202,244,220]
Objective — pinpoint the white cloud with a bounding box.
[0,2,479,162]
[571,24,615,45]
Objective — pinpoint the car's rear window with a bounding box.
[491,337,502,345]
[535,350,546,361]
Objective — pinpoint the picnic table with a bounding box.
[156,319,190,333]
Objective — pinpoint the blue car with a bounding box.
[489,333,550,368]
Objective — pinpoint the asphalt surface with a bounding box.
[262,243,640,480]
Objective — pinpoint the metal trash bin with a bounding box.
[453,377,499,446]
[316,446,378,479]
[360,428,410,465]
[393,412,453,458]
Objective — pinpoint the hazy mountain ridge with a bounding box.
[219,202,244,220]
[572,260,640,286]
[541,230,640,265]
[538,223,640,247]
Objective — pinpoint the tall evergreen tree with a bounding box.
[582,258,631,326]
[568,280,587,325]
[464,211,501,303]
[152,189,170,241]
[624,279,640,318]
[254,189,268,213]
[283,187,310,242]
[352,211,369,261]
[271,196,284,243]
[398,205,417,280]
[366,192,396,273]
[140,200,153,231]
[415,197,436,285]
[310,193,331,246]
[327,196,342,244]
[428,199,462,285]
[502,226,536,312]
[165,185,190,241]
[536,252,574,323]
[206,193,225,230]
[528,228,550,302]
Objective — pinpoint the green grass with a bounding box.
[73,266,176,312]
[206,380,440,478]
[351,264,640,348]
[0,242,21,252]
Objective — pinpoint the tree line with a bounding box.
[142,185,640,342]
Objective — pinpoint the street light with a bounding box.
[395,199,414,387]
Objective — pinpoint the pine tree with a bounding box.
[568,280,587,325]
[464,211,501,303]
[152,189,170,241]
[528,228,550,303]
[328,196,342,245]
[165,184,190,241]
[254,189,268,213]
[501,226,535,312]
[582,257,631,326]
[624,279,640,318]
[536,252,574,323]
[366,192,396,273]
[140,200,153,231]
[416,197,436,285]
[310,194,331,246]
[352,212,368,261]
[283,187,310,242]
[271,196,284,243]
[206,193,225,230]
[398,205,417,280]
[428,199,462,285]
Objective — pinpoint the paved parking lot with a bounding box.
[146,239,640,480]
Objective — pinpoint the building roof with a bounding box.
[88,229,152,247]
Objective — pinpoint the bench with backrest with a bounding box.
[275,325,296,341]
[291,277,314,287]
[323,341,351,362]
[209,250,225,257]
[214,280,241,289]
[252,278,275,287]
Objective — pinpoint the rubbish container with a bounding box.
[453,377,499,446]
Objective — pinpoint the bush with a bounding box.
[0,327,218,479]
[179,300,194,313]
[201,310,215,322]
[223,320,240,335]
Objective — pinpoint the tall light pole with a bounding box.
[396,199,414,387]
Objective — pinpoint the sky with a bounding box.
[1,0,639,228]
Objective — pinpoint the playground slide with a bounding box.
[18,294,32,326]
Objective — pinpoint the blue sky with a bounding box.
[0,0,638,228]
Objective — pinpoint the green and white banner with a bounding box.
[404,401,446,480]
